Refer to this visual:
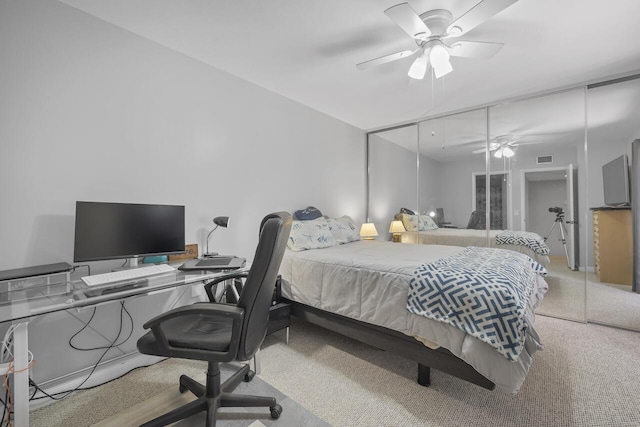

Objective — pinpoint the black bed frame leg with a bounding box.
[417,364,431,387]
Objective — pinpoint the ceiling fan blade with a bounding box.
[472,142,500,154]
[356,49,419,70]
[447,40,504,59]
[385,3,431,40]
[447,0,518,38]
[511,140,544,147]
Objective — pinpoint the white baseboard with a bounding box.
[29,352,164,410]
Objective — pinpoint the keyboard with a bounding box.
[81,264,176,287]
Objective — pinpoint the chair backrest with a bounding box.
[466,210,486,229]
[236,211,292,361]
[436,208,445,225]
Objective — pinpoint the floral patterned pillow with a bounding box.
[287,217,336,251]
[326,216,361,244]
[400,213,421,232]
[419,215,439,230]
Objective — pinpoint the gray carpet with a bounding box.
[536,256,640,330]
[30,315,640,426]
[30,359,329,427]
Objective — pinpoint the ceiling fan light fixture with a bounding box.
[502,146,515,158]
[429,44,452,78]
[494,148,503,159]
[408,53,428,80]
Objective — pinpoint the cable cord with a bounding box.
[29,301,131,402]
[71,264,91,277]
[68,303,133,351]
[0,381,8,426]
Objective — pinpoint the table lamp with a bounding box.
[203,216,229,258]
[389,220,406,242]
[359,223,378,240]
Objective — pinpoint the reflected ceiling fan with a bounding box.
[356,0,519,79]
[471,134,545,158]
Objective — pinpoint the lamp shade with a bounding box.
[360,223,379,240]
[429,44,453,78]
[389,220,406,234]
[408,53,428,80]
[213,216,229,227]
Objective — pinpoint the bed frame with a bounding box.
[283,298,495,390]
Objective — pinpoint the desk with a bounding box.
[0,267,242,427]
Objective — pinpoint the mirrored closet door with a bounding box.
[368,125,419,243]
[418,109,488,234]
[586,77,640,331]
[489,89,587,322]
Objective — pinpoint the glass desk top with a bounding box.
[0,268,243,324]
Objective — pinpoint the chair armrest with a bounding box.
[203,271,249,302]
[143,303,245,361]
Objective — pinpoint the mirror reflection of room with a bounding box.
[586,77,640,331]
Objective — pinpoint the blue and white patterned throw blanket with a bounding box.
[495,230,550,255]
[407,247,547,361]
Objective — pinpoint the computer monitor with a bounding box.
[73,201,185,265]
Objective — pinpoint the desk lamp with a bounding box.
[359,223,379,240]
[203,216,229,258]
[389,220,406,242]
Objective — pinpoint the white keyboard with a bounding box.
[81,264,176,287]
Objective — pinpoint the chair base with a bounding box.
[140,361,281,427]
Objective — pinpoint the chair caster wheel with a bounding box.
[244,370,255,382]
[270,403,282,419]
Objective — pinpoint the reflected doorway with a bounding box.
[472,172,510,230]
[522,165,578,270]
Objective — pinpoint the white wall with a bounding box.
[0,0,365,386]
[368,133,417,240]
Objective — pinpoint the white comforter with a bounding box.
[398,228,551,266]
[279,240,548,394]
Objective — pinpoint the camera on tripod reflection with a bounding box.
[548,206,563,214]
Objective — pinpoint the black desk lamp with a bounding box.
[203,216,229,258]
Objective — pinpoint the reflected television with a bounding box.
[602,155,631,207]
[73,201,185,263]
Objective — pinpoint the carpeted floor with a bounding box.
[30,358,329,427]
[536,256,640,330]
[31,315,640,427]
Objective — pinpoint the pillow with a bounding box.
[326,215,361,244]
[400,213,420,232]
[287,217,336,251]
[400,207,416,215]
[294,206,323,221]
[419,215,439,230]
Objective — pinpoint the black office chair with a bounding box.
[136,212,292,427]
[466,209,486,229]
[435,208,452,227]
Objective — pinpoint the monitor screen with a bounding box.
[74,201,185,262]
[602,155,630,206]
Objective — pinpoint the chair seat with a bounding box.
[137,313,234,357]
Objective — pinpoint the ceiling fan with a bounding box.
[356,0,519,79]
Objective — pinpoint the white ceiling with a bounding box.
[60,0,640,131]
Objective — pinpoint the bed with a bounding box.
[395,213,551,266]
[279,238,548,394]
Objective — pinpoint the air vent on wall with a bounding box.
[537,155,553,165]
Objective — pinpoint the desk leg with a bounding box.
[13,322,29,426]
